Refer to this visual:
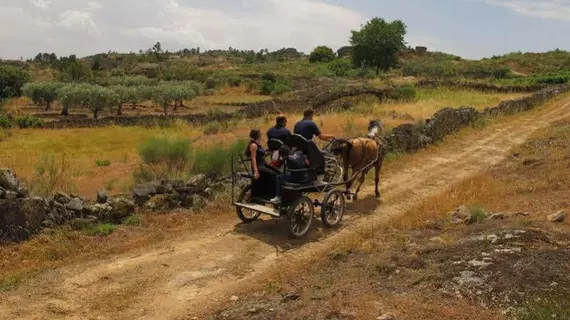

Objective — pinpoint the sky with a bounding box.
[1,0,569,60]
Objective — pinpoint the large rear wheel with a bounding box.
[288,196,314,238]
[236,185,261,223]
[321,189,346,228]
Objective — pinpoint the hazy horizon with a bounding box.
[1,0,569,60]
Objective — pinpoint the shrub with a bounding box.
[95,159,111,167]
[392,86,417,101]
[85,223,117,236]
[327,58,355,77]
[227,76,242,87]
[260,80,275,95]
[30,153,76,197]
[0,65,30,99]
[16,116,43,128]
[469,206,486,223]
[203,122,221,135]
[309,46,335,63]
[272,79,292,95]
[192,139,248,177]
[205,77,219,89]
[123,215,142,226]
[261,72,277,82]
[136,136,192,181]
[0,114,13,129]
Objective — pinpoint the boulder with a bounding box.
[96,190,108,204]
[144,194,181,211]
[156,183,174,195]
[85,203,113,219]
[107,196,135,221]
[185,174,208,193]
[16,181,29,198]
[0,197,50,243]
[54,192,72,204]
[0,168,19,192]
[45,201,71,226]
[548,210,567,223]
[4,190,18,200]
[65,198,84,213]
[133,182,158,205]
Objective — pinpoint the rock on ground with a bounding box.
[548,210,567,223]
[0,197,50,243]
[107,196,135,221]
[65,198,84,213]
[97,190,108,204]
[0,168,19,192]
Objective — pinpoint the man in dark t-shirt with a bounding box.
[267,115,291,143]
[293,109,335,141]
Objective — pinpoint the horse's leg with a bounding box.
[375,145,386,200]
[343,156,352,192]
[353,167,367,201]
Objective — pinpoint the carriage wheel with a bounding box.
[236,185,261,223]
[321,190,346,228]
[288,196,314,238]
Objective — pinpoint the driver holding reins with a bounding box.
[293,108,335,142]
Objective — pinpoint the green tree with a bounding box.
[309,46,336,63]
[83,85,119,119]
[22,82,64,110]
[58,83,86,116]
[171,85,196,111]
[150,84,177,116]
[336,46,353,58]
[110,85,137,115]
[350,17,407,74]
[0,65,30,99]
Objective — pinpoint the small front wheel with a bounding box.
[321,190,346,228]
[288,196,314,238]
[236,185,261,223]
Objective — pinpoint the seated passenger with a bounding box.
[270,145,310,204]
[267,115,291,169]
[246,129,278,198]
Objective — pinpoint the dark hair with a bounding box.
[276,115,287,127]
[249,129,261,140]
[303,109,314,118]
[279,144,291,157]
[245,129,261,157]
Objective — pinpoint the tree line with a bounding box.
[21,80,203,119]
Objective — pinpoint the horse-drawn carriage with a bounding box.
[231,121,385,238]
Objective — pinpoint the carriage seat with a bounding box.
[289,134,326,180]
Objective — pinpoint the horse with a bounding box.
[328,120,387,201]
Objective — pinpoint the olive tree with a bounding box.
[22,82,64,110]
[58,83,88,116]
[110,85,139,115]
[83,85,119,119]
[350,17,407,74]
[150,84,177,116]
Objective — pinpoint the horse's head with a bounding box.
[367,119,384,139]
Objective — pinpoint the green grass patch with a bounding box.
[95,159,111,167]
[123,215,142,226]
[85,223,118,236]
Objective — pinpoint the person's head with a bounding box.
[303,108,314,120]
[249,128,261,142]
[276,115,287,128]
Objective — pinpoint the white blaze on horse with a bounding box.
[329,120,387,200]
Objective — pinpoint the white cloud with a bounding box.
[485,0,570,21]
[0,0,366,59]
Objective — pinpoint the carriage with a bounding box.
[231,133,380,238]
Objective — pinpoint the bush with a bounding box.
[272,79,292,95]
[261,72,277,82]
[205,77,219,89]
[0,65,30,99]
[309,46,335,63]
[136,136,192,181]
[203,122,221,135]
[192,139,248,177]
[227,76,242,87]
[30,153,76,197]
[392,86,417,101]
[95,159,111,167]
[16,116,43,128]
[0,114,13,129]
[123,215,142,226]
[327,59,355,77]
[260,80,275,95]
[85,223,117,236]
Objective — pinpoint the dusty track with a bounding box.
[1,97,570,320]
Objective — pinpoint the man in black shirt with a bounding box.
[293,109,335,142]
[267,115,291,143]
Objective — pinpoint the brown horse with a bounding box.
[329,120,387,200]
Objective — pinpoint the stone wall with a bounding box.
[416,79,547,93]
[386,85,569,152]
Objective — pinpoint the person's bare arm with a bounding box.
[318,133,335,141]
[250,144,260,180]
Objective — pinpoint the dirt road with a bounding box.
[1,97,570,320]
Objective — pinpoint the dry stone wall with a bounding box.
[417,79,547,93]
[386,85,569,153]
